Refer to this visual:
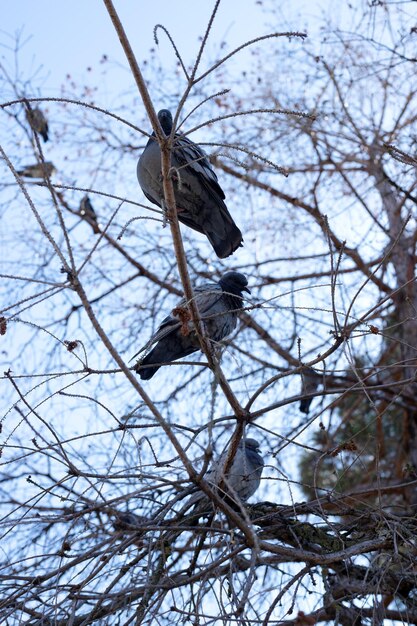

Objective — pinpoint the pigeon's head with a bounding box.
[219,271,250,296]
[157,109,174,135]
[240,438,261,451]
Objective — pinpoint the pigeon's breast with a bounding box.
[137,142,163,204]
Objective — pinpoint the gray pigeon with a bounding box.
[79,195,100,234]
[137,109,243,259]
[26,107,49,142]
[299,367,320,414]
[190,438,264,514]
[17,162,55,178]
[113,439,263,532]
[133,271,250,380]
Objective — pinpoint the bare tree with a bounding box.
[2,1,417,624]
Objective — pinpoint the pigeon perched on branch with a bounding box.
[299,367,320,414]
[17,162,55,178]
[79,195,100,234]
[137,109,243,259]
[113,438,264,534]
[26,107,49,142]
[133,271,250,380]
[189,437,264,515]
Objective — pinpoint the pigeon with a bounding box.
[26,107,49,142]
[137,109,243,259]
[79,195,100,234]
[299,367,320,414]
[133,271,250,380]
[189,437,264,515]
[112,439,263,538]
[17,162,55,178]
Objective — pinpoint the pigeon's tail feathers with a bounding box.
[130,344,149,364]
[205,220,243,259]
[130,316,181,363]
[134,345,166,379]
[135,341,198,380]
[135,361,160,381]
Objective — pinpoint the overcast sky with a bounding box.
[1,1,350,101]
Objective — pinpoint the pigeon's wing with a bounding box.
[138,134,224,208]
[173,135,242,259]
[191,283,224,317]
[194,282,242,343]
[149,284,223,340]
[171,212,205,235]
[131,313,181,361]
[173,135,225,200]
[131,282,222,362]
[147,314,181,345]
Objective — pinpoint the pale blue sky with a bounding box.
[2,2,272,94]
[0,1,345,100]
